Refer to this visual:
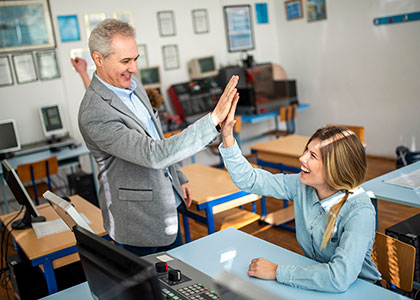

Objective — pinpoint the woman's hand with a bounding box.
[248,257,278,280]
[221,92,239,148]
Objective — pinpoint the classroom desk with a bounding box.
[0,143,98,213]
[234,103,309,148]
[250,134,309,174]
[179,164,266,242]
[40,228,409,300]
[0,195,106,295]
[362,160,420,209]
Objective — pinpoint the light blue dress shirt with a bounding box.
[95,74,182,207]
[219,140,381,292]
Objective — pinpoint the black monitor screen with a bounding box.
[198,57,215,73]
[0,121,19,153]
[1,159,45,229]
[41,106,63,132]
[140,68,160,85]
[73,225,163,300]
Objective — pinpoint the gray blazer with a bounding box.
[78,75,218,247]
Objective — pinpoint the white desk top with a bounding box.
[362,161,420,208]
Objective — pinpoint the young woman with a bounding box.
[219,100,381,292]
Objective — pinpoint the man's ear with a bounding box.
[92,51,104,67]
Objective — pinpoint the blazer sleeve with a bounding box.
[79,97,218,170]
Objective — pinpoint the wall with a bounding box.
[273,0,420,157]
[1,0,419,164]
[0,0,279,166]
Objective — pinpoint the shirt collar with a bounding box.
[94,73,137,98]
[313,186,365,212]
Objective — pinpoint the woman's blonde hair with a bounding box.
[306,126,367,249]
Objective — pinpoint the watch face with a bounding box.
[216,124,222,132]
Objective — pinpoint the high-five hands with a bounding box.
[210,75,239,126]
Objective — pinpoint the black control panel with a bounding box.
[168,77,222,122]
[144,253,220,300]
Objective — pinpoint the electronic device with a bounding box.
[0,119,21,159]
[386,213,420,282]
[39,104,67,140]
[218,66,247,89]
[1,159,46,229]
[74,225,164,300]
[138,66,161,89]
[168,77,222,123]
[43,191,94,233]
[188,56,218,80]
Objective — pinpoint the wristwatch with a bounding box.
[216,124,222,132]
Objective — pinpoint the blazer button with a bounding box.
[164,172,169,177]
[309,226,313,230]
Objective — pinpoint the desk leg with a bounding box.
[0,175,9,213]
[41,260,58,294]
[205,208,216,234]
[371,198,378,231]
[182,214,191,243]
[261,196,267,217]
[88,153,99,195]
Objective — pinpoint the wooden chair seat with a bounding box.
[261,205,294,226]
[371,231,416,292]
[16,156,58,204]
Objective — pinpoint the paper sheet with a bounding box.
[384,168,420,189]
[32,219,70,239]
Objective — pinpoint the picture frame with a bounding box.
[306,0,327,22]
[0,0,55,53]
[84,13,106,38]
[57,15,81,42]
[137,44,149,68]
[255,3,269,24]
[36,50,60,80]
[162,45,179,70]
[192,9,209,34]
[0,56,14,87]
[157,11,176,37]
[12,53,38,84]
[223,5,255,52]
[112,11,134,26]
[285,0,303,20]
[70,48,96,71]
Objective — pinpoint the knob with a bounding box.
[155,262,168,273]
[168,269,182,282]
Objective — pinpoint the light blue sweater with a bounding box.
[219,141,381,292]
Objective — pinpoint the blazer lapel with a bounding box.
[90,75,152,137]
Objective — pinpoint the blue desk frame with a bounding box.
[0,143,98,213]
[178,190,266,243]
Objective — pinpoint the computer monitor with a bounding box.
[0,119,21,159]
[73,225,163,300]
[39,105,67,139]
[188,56,218,80]
[138,66,161,89]
[1,159,46,230]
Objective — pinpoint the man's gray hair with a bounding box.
[89,19,136,58]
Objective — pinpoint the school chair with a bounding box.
[266,104,298,138]
[371,231,416,293]
[16,156,58,205]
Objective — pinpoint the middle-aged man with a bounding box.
[78,19,239,256]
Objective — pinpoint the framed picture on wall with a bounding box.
[57,15,81,42]
[12,53,38,84]
[70,48,96,71]
[157,11,176,37]
[36,50,60,80]
[0,0,55,53]
[285,0,303,20]
[162,45,179,70]
[137,44,148,68]
[84,13,106,38]
[0,56,14,87]
[306,0,327,21]
[192,9,209,34]
[112,11,134,26]
[223,5,255,52]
